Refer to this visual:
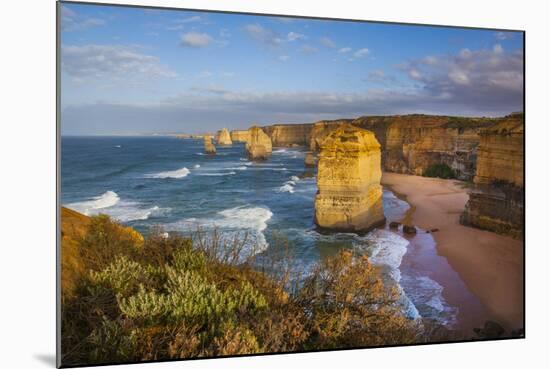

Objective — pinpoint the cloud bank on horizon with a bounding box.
[60,3,524,135]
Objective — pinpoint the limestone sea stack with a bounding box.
[314,124,385,232]
[216,128,233,145]
[204,135,216,154]
[246,126,272,160]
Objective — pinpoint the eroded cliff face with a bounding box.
[246,126,273,160]
[216,128,233,145]
[461,115,524,239]
[204,135,216,154]
[230,130,250,143]
[314,124,385,231]
[258,114,521,181]
[262,123,313,147]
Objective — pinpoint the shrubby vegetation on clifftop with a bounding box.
[61,208,448,366]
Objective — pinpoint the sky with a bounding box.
[60,2,524,135]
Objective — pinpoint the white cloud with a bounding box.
[353,48,370,58]
[319,37,336,48]
[278,55,290,62]
[287,32,306,41]
[180,32,213,48]
[244,24,283,46]
[301,45,318,54]
[176,15,202,24]
[61,5,106,32]
[399,46,523,110]
[338,47,352,53]
[493,44,504,54]
[495,31,514,40]
[62,44,177,80]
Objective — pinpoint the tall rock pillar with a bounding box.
[246,126,272,160]
[216,128,233,145]
[314,124,385,231]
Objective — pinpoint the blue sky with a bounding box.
[60,2,524,135]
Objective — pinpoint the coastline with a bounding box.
[381,172,524,332]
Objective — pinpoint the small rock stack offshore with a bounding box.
[246,126,272,160]
[204,135,216,154]
[216,128,233,146]
[314,124,385,231]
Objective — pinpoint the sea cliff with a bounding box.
[257,114,523,182]
[460,114,524,239]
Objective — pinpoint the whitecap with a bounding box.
[290,176,300,182]
[196,171,236,176]
[166,206,273,258]
[65,191,167,222]
[146,167,190,179]
[278,184,295,193]
[114,145,122,148]
[194,164,201,168]
[66,191,120,213]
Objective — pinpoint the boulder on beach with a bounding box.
[389,221,401,229]
[403,225,417,234]
[314,124,385,231]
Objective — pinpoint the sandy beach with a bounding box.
[381,172,524,332]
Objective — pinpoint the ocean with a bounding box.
[62,136,460,327]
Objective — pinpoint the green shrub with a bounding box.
[423,163,456,179]
[61,214,444,366]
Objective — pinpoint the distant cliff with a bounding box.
[230,129,250,143]
[259,114,523,181]
[460,114,524,239]
[262,123,313,147]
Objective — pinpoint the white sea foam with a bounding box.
[363,229,409,282]
[146,167,190,179]
[114,145,122,148]
[290,176,300,182]
[67,190,120,212]
[66,191,167,222]
[166,206,273,257]
[194,164,201,168]
[278,184,295,193]
[196,171,236,176]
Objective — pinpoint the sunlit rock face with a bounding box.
[204,135,216,154]
[304,152,317,167]
[230,130,250,143]
[461,114,524,239]
[262,123,313,147]
[216,128,233,145]
[246,126,272,161]
[314,124,385,232]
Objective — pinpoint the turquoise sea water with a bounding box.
[62,136,464,327]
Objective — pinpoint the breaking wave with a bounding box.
[65,191,167,222]
[146,167,190,179]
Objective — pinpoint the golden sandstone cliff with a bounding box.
[246,126,272,160]
[262,123,313,147]
[314,124,385,231]
[460,114,524,239]
[216,128,233,145]
[258,114,523,181]
[204,135,216,154]
[230,129,250,143]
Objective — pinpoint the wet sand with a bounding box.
[381,172,524,332]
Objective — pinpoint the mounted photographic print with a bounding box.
[57,1,525,367]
